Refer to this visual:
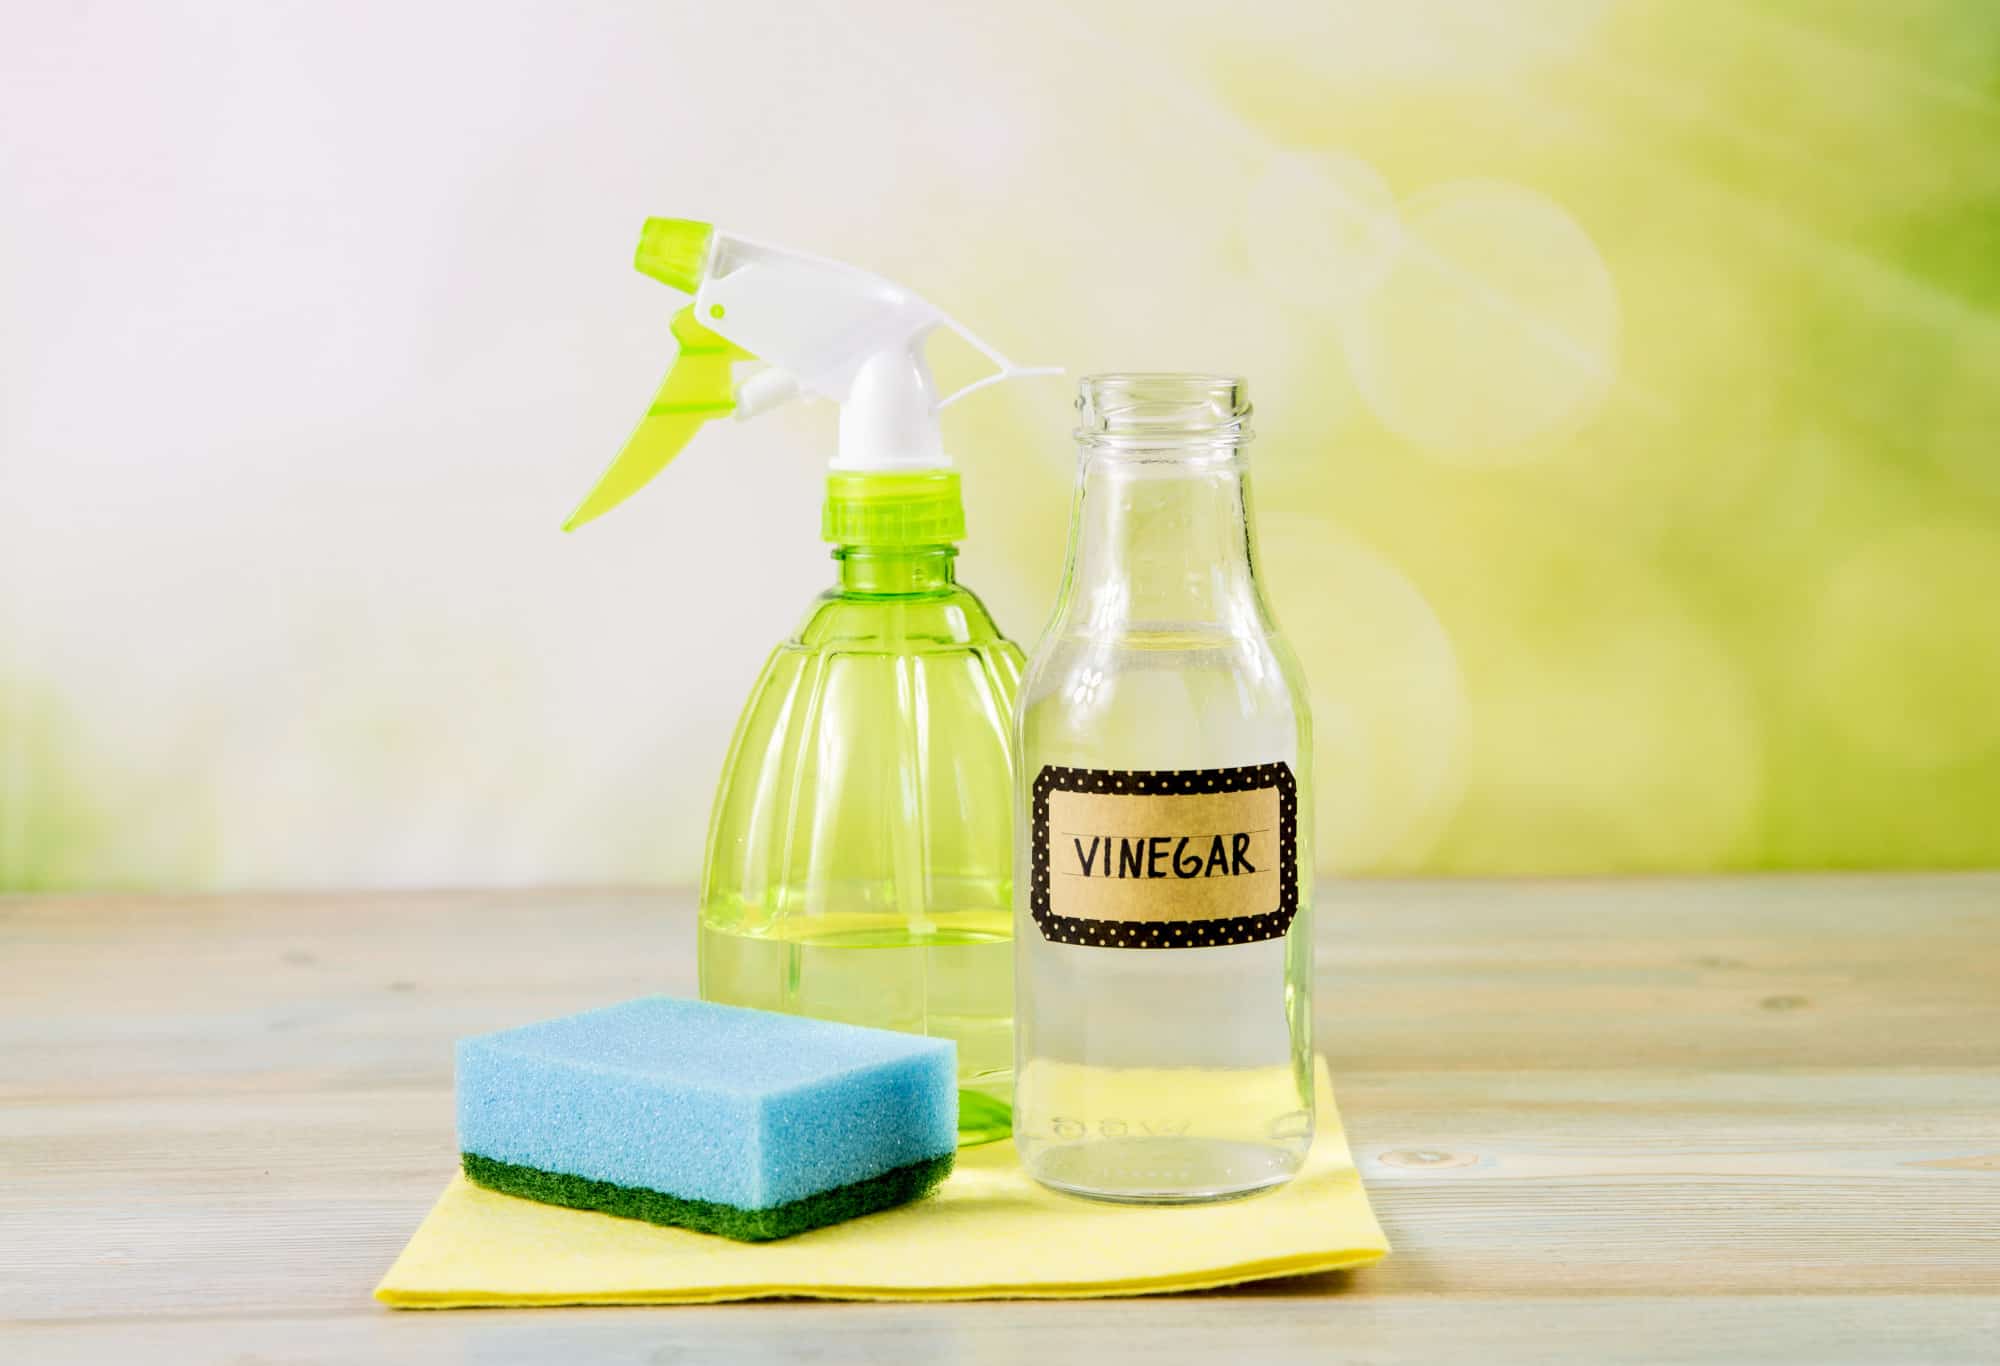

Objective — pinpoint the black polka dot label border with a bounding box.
[1030,762,1299,949]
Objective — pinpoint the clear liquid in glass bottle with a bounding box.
[1013,375,1314,1202]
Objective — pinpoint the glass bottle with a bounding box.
[1013,375,1314,1201]
[699,472,1022,1145]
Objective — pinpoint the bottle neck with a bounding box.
[1058,448,1265,632]
[834,544,958,596]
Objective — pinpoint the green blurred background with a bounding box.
[3,0,1997,889]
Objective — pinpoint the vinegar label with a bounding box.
[1030,763,1299,948]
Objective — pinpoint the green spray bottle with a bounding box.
[567,219,1052,1143]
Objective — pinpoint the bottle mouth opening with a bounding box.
[1076,374,1253,450]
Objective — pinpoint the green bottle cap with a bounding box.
[822,471,966,547]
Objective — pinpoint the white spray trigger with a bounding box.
[682,225,1056,471]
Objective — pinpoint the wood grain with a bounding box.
[3,877,1997,1362]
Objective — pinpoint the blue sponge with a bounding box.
[456,997,957,1240]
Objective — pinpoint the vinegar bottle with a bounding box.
[1013,374,1314,1201]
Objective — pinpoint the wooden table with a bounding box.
[5,877,1997,1363]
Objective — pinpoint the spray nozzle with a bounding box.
[564,218,1055,532]
[633,218,713,294]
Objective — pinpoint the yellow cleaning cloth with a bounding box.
[375,1059,1385,1307]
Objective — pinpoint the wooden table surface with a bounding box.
[4,877,1998,1363]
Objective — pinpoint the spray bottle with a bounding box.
[568,219,1051,1143]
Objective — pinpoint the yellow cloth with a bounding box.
[375,1060,1386,1307]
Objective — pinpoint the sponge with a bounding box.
[456,997,957,1242]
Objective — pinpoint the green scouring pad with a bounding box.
[455,997,958,1242]
[460,1150,955,1242]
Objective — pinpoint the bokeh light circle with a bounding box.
[1342,179,1620,460]
[1803,525,2000,769]
[1261,520,1465,871]
[1243,151,1403,308]
[1429,549,1761,873]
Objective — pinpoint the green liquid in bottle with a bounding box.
[695,483,1023,1148]
[699,907,1014,1145]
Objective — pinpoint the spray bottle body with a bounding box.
[697,487,1022,1145]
